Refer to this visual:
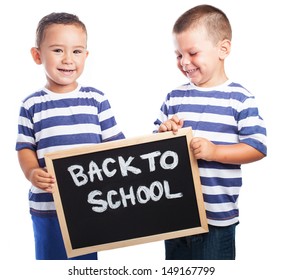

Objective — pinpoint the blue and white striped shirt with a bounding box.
[16,85,125,217]
[154,80,267,226]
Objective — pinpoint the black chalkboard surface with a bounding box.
[45,127,208,258]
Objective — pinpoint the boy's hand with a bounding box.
[28,168,56,193]
[190,137,216,161]
[158,115,184,134]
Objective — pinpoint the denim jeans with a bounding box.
[165,223,238,260]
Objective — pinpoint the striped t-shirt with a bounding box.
[154,80,267,226]
[16,85,125,217]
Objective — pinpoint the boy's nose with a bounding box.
[181,59,191,71]
[62,53,73,63]
[181,57,191,67]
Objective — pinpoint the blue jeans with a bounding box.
[32,215,98,260]
[165,223,238,260]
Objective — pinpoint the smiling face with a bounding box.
[31,24,89,93]
[174,25,230,88]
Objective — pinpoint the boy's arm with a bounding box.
[190,137,265,164]
[158,115,265,164]
[18,149,55,192]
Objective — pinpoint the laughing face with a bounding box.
[31,24,89,93]
[173,25,229,88]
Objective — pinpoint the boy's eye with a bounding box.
[176,54,182,60]
[53,49,63,53]
[73,50,83,54]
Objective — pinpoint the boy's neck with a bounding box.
[45,81,79,93]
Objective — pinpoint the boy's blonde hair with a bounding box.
[173,4,232,44]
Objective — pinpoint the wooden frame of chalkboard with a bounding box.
[45,127,208,258]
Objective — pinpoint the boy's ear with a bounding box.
[218,39,231,59]
[30,47,42,65]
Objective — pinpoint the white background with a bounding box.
[1,0,281,279]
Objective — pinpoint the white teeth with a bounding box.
[59,69,73,72]
[187,69,196,74]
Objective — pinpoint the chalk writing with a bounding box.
[67,150,178,187]
[87,180,183,213]
[67,150,182,213]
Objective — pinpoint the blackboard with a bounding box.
[45,127,208,258]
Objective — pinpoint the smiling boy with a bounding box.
[154,4,267,260]
[16,12,125,260]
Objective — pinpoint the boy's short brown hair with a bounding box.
[35,12,87,48]
[173,4,232,44]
